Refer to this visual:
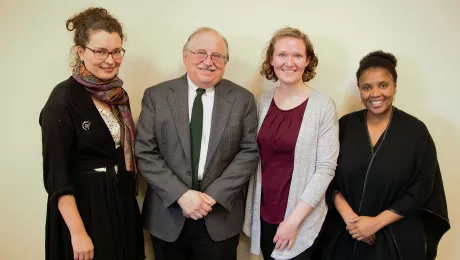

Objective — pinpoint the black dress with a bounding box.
[40,77,145,260]
[314,108,450,260]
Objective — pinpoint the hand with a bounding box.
[273,219,300,252]
[346,216,380,241]
[71,231,94,260]
[362,234,376,245]
[200,193,216,207]
[178,190,212,220]
[183,193,216,218]
[343,214,360,226]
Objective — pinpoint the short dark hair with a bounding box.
[356,50,398,83]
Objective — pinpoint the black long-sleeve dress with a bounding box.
[314,108,449,260]
[40,77,145,260]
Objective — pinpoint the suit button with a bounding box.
[231,200,235,205]
[186,171,191,176]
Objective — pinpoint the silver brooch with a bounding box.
[82,121,91,131]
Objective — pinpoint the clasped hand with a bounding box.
[346,216,380,245]
[177,190,216,220]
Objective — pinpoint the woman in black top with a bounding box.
[314,51,450,260]
[39,8,144,260]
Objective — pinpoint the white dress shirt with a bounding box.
[187,76,215,180]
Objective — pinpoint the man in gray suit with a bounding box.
[135,27,259,260]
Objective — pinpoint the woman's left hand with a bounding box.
[346,216,380,241]
[273,219,299,252]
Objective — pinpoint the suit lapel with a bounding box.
[167,75,192,165]
[204,81,235,170]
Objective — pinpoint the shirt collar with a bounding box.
[187,75,215,95]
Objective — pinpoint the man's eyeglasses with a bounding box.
[188,49,227,64]
[85,46,126,60]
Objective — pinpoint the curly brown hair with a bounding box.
[260,27,318,82]
[66,7,124,67]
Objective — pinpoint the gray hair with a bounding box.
[183,27,229,62]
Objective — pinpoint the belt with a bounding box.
[93,165,118,174]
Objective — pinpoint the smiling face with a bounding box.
[182,31,227,89]
[77,30,123,81]
[270,37,310,87]
[358,67,397,117]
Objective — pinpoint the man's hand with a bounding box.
[178,190,212,220]
[200,193,216,207]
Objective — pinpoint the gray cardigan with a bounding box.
[243,88,339,259]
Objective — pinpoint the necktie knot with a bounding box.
[196,88,206,97]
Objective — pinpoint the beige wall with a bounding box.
[1,0,459,259]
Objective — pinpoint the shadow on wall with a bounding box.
[396,55,459,259]
[122,56,187,124]
[309,35,361,117]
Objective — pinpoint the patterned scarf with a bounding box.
[72,66,136,173]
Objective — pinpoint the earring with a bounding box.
[73,59,85,75]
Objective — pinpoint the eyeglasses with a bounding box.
[188,49,227,64]
[85,46,126,60]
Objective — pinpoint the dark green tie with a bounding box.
[190,88,206,190]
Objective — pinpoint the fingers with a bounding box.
[78,252,86,260]
[198,208,208,217]
[188,208,207,220]
[288,239,295,250]
[362,238,372,245]
[200,201,212,212]
[369,235,376,243]
[362,235,375,245]
[200,193,212,204]
[347,226,358,235]
[354,235,363,241]
[279,240,288,251]
[346,225,358,231]
[189,212,202,220]
[274,239,282,250]
[200,193,216,206]
[368,234,376,245]
[348,216,361,223]
[76,250,93,260]
[273,234,292,252]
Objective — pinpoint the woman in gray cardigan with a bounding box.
[243,27,339,259]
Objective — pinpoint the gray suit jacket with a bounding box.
[135,74,259,242]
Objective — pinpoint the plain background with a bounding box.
[1,0,458,259]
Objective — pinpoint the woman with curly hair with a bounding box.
[39,7,144,260]
[244,27,340,259]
